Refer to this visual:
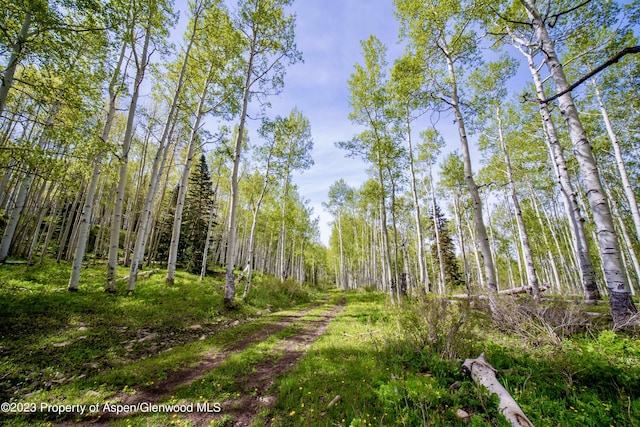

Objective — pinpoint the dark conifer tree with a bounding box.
[431,201,464,289]
[182,154,215,273]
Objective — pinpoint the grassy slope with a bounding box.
[264,293,640,427]
[1,262,640,426]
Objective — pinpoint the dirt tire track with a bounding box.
[185,303,344,427]
[64,299,339,426]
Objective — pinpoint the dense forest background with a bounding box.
[2,1,640,426]
[1,0,639,323]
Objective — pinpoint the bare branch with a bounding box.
[548,0,594,28]
[540,45,640,104]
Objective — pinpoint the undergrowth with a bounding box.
[0,260,322,406]
[265,292,640,426]
[2,263,640,426]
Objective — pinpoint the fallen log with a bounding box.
[499,285,549,296]
[116,269,159,282]
[3,260,28,265]
[462,353,533,427]
[452,285,548,299]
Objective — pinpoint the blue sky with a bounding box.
[173,0,438,246]
[263,0,404,245]
[168,0,470,246]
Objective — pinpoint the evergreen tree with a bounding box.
[182,154,215,274]
[430,201,464,290]
[154,186,180,263]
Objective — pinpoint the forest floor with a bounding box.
[2,261,640,426]
[73,300,345,427]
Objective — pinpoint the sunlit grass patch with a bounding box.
[0,261,323,415]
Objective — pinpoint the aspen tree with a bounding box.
[518,0,636,322]
[224,0,300,307]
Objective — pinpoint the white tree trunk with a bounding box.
[165,82,209,285]
[497,107,540,300]
[106,15,153,292]
[0,12,31,116]
[594,83,640,245]
[225,46,255,306]
[521,45,599,301]
[520,0,635,321]
[127,134,171,291]
[443,47,497,301]
[68,159,102,290]
[429,165,446,294]
[0,103,58,262]
[278,173,291,281]
[128,9,202,290]
[243,164,273,299]
[406,122,429,293]
[68,42,125,290]
[606,186,640,295]
[462,353,534,427]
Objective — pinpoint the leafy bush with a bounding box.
[392,295,476,360]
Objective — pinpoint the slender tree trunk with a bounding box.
[443,46,497,299]
[520,0,635,321]
[147,142,177,266]
[337,213,347,290]
[0,103,58,262]
[125,121,152,266]
[68,44,125,290]
[428,166,446,294]
[497,107,540,300]
[375,154,394,303]
[166,78,211,285]
[57,187,82,263]
[128,8,201,289]
[225,43,256,306]
[199,161,222,281]
[406,121,429,292]
[243,155,275,298]
[0,12,31,116]
[26,184,56,267]
[606,186,640,295]
[387,166,401,300]
[128,132,172,291]
[521,46,600,301]
[593,82,640,244]
[0,159,17,210]
[527,182,562,294]
[278,173,291,281]
[452,195,470,294]
[106,14,153,292]
[67,160,102,290]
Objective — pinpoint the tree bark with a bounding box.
[521,45,600,302]
[406,120,430,293]
[497,107,540,300]
[68,42,125,290]
[444,51,497,304]
[520,0,635,322]
[127,131,172,291]
[0,103,58,262]
[243,156,274,299]
[225,40,255,307]
[428,164,446,294]
[0,12,31,116]
[106,12,153,292]
[593,82,640,246]
[462,353,534,427]
[165,74,211,285]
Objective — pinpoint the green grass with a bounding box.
[2,262,640,426]
[0,260,324,426]
[259,293,640,427]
